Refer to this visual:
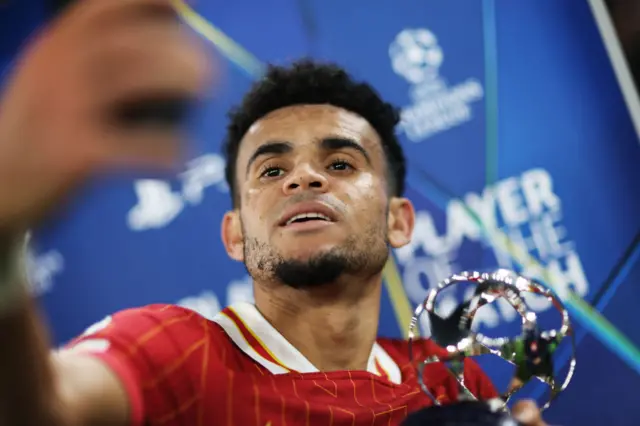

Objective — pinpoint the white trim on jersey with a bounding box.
[213,302,402,384]
[214,309,290,375]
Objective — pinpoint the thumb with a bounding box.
[511,399,546,426]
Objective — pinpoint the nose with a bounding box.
[282,163,329,195]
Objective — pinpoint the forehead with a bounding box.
[238,104,383,159]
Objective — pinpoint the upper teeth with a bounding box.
[286,212,331,225]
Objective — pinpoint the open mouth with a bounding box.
[284,212,333,226]
[278,202,339,229]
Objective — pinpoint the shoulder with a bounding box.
[65,303,214,352]
[101,303,200,324]
[61,304,221,426]
[62,304,233,389]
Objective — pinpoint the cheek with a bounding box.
[244,186,269,210]
[240,213,265,240]
[242,188,273,229]
[342,174,388,216]
[343,173,372,198]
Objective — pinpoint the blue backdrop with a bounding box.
[2,1,640,425]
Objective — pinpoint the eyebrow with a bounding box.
[246,141,293,175]
[245,137,371,175]
[321,137,371,163]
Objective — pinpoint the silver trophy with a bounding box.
[402,269,576,425]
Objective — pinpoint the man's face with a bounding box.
[222,104,414,288]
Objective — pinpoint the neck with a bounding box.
[253,275,382,372]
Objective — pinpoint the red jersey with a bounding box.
[64,303,497,426]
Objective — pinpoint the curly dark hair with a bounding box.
[222,59,406,207]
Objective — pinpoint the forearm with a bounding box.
[0,235,63,426]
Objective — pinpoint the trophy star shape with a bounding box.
[403,269,576,426]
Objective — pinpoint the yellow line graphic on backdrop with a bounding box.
[172,0,265,77]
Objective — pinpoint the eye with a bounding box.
[328,159,353,171]
[260,165,284,178]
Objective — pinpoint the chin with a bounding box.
[278,231,343,249]
[281,246,334,262]
[280,237,342,256]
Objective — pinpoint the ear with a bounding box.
[387,197,415,249]
[221,210,244,262]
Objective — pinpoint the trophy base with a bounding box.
[401,401,521,426]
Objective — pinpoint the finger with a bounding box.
[67,0,178,28]
[94,120,186,170]
[511,400,547,426]
[47,0,179,47]
[82,15,212,169]
[91,22,212,104]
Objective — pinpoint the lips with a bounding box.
[284,212,332,226]
[278,202,338,227]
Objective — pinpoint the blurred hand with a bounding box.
[0,0,214,231]
[512,399,548,426]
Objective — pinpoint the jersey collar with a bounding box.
[213,302,402,384]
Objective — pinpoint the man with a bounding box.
[0,1,547,425]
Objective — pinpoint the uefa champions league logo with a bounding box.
[389,28,444,85]
[389,27,484,142]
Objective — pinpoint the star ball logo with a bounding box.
[389,28,484,142]
[389,28,444,84]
